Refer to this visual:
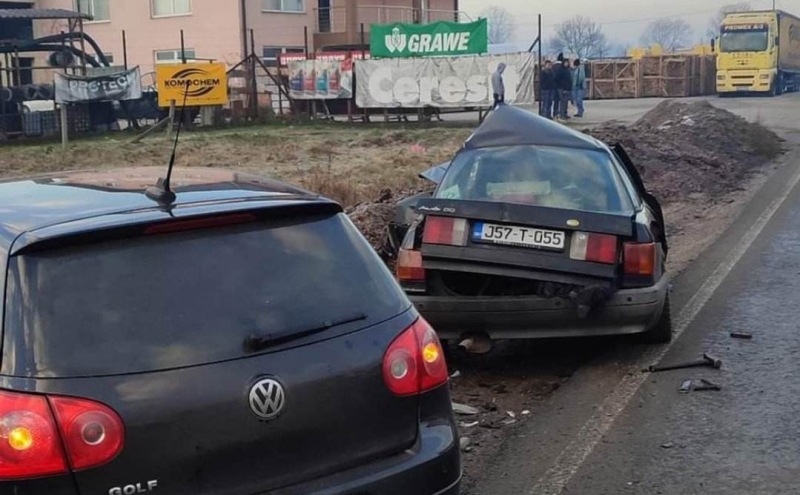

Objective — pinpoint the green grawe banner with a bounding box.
[370,19,488,58]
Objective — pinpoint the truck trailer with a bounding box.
[716,10,800,96]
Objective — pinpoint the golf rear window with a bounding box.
[436,145,633,214]
[3,214,408,378]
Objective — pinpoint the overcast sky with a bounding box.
[461,0,800,50]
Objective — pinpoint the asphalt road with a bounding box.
[464,94,800,495]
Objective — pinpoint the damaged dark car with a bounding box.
[392,105,672,343]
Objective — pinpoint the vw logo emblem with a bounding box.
[248,378,286,420]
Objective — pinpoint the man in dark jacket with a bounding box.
[540,60,555,119]
[554,58,573,120]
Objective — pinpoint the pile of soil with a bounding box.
[587,100,783,202]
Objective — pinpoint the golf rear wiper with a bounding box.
[243,312,368,354]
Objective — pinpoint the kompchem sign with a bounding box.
[356,53,535,108]
[370,20,488,58]
[157,63,228,107]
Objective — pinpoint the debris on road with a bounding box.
[522,410,531,416]
[661,442,674,449]
[679,379,722,393]
[501,418,517,426]
[452,402,480,416]
[450,370,462,379]
[460,436,473,453]
[645,353,723,373]
[506,411,516,419]
[694,379,722,391]
[730,331,753,340]
[460,421,479,428]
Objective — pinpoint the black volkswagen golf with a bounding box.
[0,168,460,494]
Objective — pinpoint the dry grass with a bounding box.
[0,123,472,208]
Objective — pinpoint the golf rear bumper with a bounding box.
[272,386,461,495]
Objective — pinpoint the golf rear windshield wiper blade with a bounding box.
[243,312,368,354]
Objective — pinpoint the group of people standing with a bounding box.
[540,53,586,121]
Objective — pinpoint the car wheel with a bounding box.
[643,294,673,344]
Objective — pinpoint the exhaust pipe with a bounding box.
[457,333,492,355]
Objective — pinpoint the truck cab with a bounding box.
[716,10,800,96]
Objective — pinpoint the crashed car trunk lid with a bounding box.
[415,198,634,237]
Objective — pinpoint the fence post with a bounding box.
[60,103,68,150]
[250,29,258,120]
[122,30,128,70]
[180,29,186,63]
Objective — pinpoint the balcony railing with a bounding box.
[314,6,471,34]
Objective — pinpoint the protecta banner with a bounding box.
[370,19,488,58]
[288,59,354,100]
[54,67,142,103]
[355,53,535,108]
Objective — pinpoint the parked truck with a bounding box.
[716,10,800,96]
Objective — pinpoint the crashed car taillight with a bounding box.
[569,232,618,264]
[397,249,426,292]
[422,216,469,246]
[624,242,656,276]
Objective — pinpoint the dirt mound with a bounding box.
[588,100,782,202]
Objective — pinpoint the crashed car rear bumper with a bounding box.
[410,276,669,340]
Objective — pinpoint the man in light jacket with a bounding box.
[572,59,587,118]
[491,62,506,109]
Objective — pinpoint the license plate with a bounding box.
[473,222,565,250]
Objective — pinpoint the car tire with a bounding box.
[643,294,673,344]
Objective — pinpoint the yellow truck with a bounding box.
[717,10,800,96]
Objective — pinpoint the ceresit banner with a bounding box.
[288,59,354,100]
[356,53,535,108]
[156,63,228,107]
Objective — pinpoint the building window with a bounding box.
[155,49,197,64]
[263,46,304,67]
[75,0,110,21]
[152,0,191,17]
[262,0,304,13]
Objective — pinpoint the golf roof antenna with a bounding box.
[146,89,190,205]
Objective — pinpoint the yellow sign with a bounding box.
[156,63,228,107]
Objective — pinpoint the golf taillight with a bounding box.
[50,396,124,471]
[423,216,469,246]
[0,391,67,480]
[397,249,425,283]
[624,242,656,276]
[570,232,618,264]
[0,390,124,480]
[383,318,448,396]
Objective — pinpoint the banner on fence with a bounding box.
[280,51,369,67]
[156,63,228,107]
[370,19,488,58]
[288,59,354,100]
[355,53,535,108]
[54,67,142,103]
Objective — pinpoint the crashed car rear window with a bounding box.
[435,145,634,214]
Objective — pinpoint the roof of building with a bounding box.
[0,8,92,20]
[463,104,606,151]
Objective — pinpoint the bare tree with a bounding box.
[548,15,609,60]
[481,6,514,44]
[640,18,694,52]
[707,3,752,38]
